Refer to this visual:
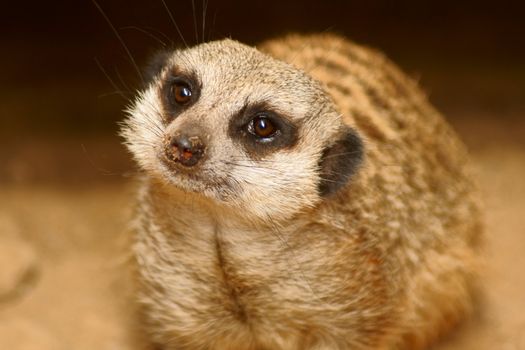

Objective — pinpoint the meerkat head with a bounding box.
[122,39,363,222]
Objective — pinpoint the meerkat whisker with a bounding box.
[120,26,168,48]
[91,0,144,85]
[94,58,130,100]
[160,0,189,48]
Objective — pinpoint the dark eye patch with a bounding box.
[160,70,201,121]
[143,50,171,86]
[228,101,298,159]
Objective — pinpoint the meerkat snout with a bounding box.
[165,133,206,167]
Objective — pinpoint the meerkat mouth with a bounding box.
[159,156,239,202]
[160,157,207,188]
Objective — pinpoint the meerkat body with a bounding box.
[122,34,482,350]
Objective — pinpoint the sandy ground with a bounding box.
[0,117,524,349]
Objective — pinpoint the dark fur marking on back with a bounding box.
[314,47,395,115]
[313,57,347,75]
[351,110,389,142]
[326,81,353,96]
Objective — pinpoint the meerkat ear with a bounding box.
[143,50,171,85]
[318,127,364,197]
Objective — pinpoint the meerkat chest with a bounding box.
[136,205,342,333]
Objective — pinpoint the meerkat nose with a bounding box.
[167,134,205,167]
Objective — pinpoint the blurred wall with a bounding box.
[0,1,524,184]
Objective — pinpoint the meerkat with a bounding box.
[121,33,482,350]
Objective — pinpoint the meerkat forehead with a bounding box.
[157,39,333,123]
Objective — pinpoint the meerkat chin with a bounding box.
[121,34,482,350]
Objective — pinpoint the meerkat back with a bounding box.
[260,34,482,348]
[123,34,482,350]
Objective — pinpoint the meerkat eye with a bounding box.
[172,82,192,104]
[250,115,277,138]
[230,106,297,153]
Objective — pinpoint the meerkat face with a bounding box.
[122,39,363,221]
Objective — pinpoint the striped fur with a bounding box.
[122,34,482,350]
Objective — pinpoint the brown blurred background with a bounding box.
[1,1,524,349]
[1,0,524,185]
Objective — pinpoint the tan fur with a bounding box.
[122,34,482,350]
